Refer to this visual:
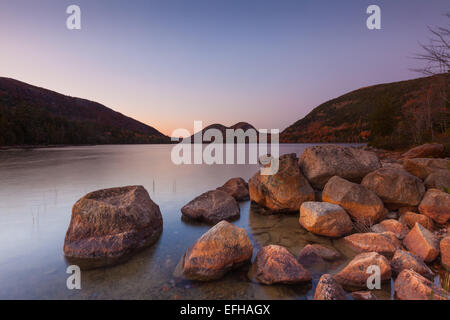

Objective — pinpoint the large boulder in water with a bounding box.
[390,249,434,280]
[343,232,401,257]
[394,269,447,300]
[298,145,381,189]
[402,158,448,180]
[64,185,163,269]
[217,177,249,201]
[174,221,253,281]
[299,201,353,237]
[181,190,240,224]
[249,153,314,212]
[361,168,425,207]
[401,143,444,159]
[418,188,450,225]
[334,252,391,289]
[248,245,311,285]
[322,176,386,225]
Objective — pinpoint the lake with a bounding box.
[0,144,403,299]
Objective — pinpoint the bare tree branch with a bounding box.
[411,13,450,75]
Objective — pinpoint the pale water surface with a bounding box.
[0,144,432,299]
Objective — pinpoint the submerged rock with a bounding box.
[403,223,440,262]
[401,143,444,159]
[322,176,386,225]
[249,153,314,212]
[181,190,240,224]
[399,211,434,230]
[299,201,353,237]
[440,237,450,271]
[248,245,311,285]
[394,269,447,300]
[361,168,425,207]
[371,219,410,239]
[334,252,391,289]
[297,244,327,272]
[343,232,401,257]
[298,145,381,189]
[64,185,163,269]
[174,221,253,281]
[217,177,249,201]
[314,274,347,300]
[308,244,341,261]
[390,249,434,280]
[418,188,450,225]
[402,158,448,180]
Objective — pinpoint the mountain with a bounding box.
[186,122,260,143]
[280,73,449,149]
[0,77,170,146]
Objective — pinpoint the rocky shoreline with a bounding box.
[63,143,449,300]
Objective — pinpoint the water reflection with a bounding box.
[0,143,402,300]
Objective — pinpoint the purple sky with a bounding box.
[0,0,448,136]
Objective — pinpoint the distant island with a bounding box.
[0,77,170,146]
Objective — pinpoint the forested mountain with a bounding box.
[281,73,449,149]
[0,77,170,146]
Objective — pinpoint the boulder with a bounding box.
[424,170,450,191]
[371,219,410,239]
[322,176,386,225]
[343,232,401,256]
[313,274,347,300]
[403,223,440,262]
[299,202,353,237]
[334,252,391,289]
[418,188,450,225]
[361,168,425,207]
[298,145,381,189]
[249,153,314,212]
[174,221,252,281]
[217,177,249,201]
[394,269,447,300]
[401,143,444,159]
[399,211,434,230]
[351,291,378,300]
[390,249,434,280]
[309,244,341,261]
[441,237,450,271]
[248,245,311,285]
[402,158,449,180]
[64,186,163,269]
[181,190,240,224]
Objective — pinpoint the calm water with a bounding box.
[0,144,412,299]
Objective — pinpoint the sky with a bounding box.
[0,0,448,136]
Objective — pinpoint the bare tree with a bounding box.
[413,13,450,75]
